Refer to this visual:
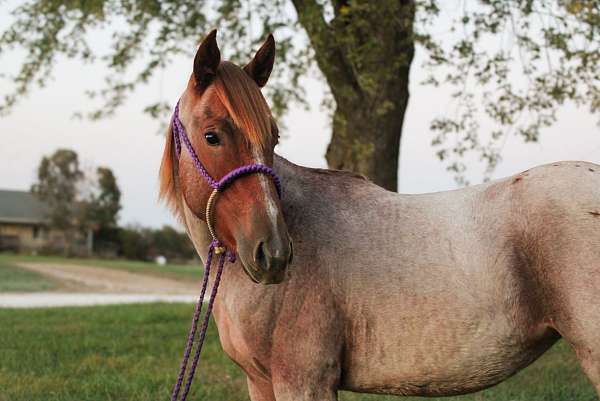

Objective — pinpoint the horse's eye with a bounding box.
[204,131,220,146]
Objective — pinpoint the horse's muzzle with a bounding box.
[240,235,293,285]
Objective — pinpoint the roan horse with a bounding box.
[160,31,600,400]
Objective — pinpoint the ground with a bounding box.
[0,255,598,400]
[0,261,57,292]
[0,254,203,286]
[0,252,200,289]
[15,262,198,293]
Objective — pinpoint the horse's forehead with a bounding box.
[188,86,229,121]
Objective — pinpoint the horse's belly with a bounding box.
[340,317,559,397]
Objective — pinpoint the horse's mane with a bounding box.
[159,61,273,220]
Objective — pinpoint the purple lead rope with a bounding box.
[170,101,281,401]
[170,241,230,401]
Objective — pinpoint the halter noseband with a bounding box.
[171,100,282,254]
[170,100,282,401]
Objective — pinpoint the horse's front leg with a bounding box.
[270,360,340,401]
[247,375,276,401]
[244,343,340,401]
[269,324,342,401]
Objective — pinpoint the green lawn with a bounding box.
[0,253,203,282]
[0,303,596,401]
[0,258,57,292]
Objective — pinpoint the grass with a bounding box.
[0,303,596,401]
[0,253,203,282]
[0,258,57,292]
[0,303,245,401]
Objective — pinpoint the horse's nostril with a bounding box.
[254,241,266,266]
[252,238,291,273]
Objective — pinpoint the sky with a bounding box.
[1,4,599,229]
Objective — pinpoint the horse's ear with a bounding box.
[244,34,275,88]
[194,29,221,90]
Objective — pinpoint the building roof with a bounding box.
[0,190,49,225]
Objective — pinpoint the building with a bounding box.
[0,189,56,252]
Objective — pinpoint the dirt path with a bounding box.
[16,262,199,295]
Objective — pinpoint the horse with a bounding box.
[160,30,600,400]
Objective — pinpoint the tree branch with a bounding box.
[290,0,362,105]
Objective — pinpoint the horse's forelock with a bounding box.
[213,61,273,151]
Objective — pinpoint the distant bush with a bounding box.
[94,225,196,263]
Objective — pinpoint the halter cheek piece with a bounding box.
[170,100,282,401]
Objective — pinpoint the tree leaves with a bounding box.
[2,0,599,185]
[417,0,600,184]
[0,0,311,121]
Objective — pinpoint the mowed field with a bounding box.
[0,255,597,400]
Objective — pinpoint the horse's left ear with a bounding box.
[244,34,275,88]
[194,29,221,90]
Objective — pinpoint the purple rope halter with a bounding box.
[170,100,281,401]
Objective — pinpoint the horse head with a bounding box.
[160,30,292,284]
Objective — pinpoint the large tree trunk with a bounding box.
[326,87,409,190]
[292,0,415,191]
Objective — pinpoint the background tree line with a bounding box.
[31,148,195,261]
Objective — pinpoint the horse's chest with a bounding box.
[213,295,274,379]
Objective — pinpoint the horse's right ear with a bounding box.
[193,29,221,90]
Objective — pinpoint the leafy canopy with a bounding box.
[3,1,599,182]
[418,0,600,183]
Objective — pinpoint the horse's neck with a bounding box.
[179,155,318,260]
[272,153,381,222]
[181,154,376,276]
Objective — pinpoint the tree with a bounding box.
[85,167,122,230]
[81,166,122,253]
[32,149,123,254]
[3,1,599,189]
[31,148,84,252]
[118,225,151,261]
[31,149,83,230]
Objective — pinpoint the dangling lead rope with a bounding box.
[170,241,232,401]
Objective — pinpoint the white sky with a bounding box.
[1,4,599,229]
